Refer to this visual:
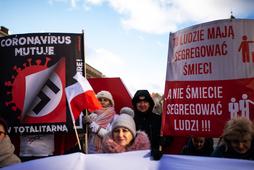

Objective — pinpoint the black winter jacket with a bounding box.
[132,90,161,155]
[181,137,214,156]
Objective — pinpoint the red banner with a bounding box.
[162,19,254,137]
[88,77,132,113]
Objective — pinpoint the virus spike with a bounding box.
[5,101,12,106]
[11,106,17,111]
[45,57,51,66]
[16,67,22,73]
[36,59,42,65]
[5,81,12,86]
[27,58,32,66]
[13,65,17,71]
[16,115,21,120]
[6,91,12,95]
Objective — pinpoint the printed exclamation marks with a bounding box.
[201,120,211,131]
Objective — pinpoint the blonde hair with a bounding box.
[222,117,254,144]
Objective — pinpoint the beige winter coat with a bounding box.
[0,135,21,167]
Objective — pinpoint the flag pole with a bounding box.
[82,29,89,154]
[69,106,82,151]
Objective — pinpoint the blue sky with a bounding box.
[1,0,254,96]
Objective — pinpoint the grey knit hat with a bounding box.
[120,107,134,118]
[112,114,136,137]
[96,90,114,106]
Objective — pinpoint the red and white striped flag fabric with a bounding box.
[65,72,102,120]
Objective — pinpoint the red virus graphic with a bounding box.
[4,57,51,115]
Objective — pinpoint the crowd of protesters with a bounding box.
[1,89,254,168]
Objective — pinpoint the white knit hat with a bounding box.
[96,90,114,106]
[112,114,136,137]
[120,107,134,118]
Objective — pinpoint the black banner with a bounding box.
[0,33,84,134]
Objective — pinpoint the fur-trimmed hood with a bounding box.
[102,131,150,153]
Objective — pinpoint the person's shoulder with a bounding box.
[211,144,226,157]
[180,145,192,155]
[101,133,113,149]
[129,131,150,150]
[135,131,150,143]
[151,112,161,119]
[150,112,161,124]
[102,132,112,141]
[136,131,148,137]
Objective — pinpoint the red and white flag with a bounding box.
[65,72,102,120]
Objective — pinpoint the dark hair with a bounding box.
[0,118,8,133]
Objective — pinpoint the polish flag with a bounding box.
[65,72,102,120]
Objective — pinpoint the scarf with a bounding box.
[93,107,115,128]
[91,107,116,152]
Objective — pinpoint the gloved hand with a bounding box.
[89,122,100,133]
[160,136,173,147]
[83,115,92,124]
[105,139,126,153]
[83,113,97,124]
[151,149,163,161]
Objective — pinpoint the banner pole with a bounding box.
[70,110,82,151]
[82,29,89,154]
[84,110,88,154]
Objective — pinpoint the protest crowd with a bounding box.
[1,19,254,170]
[0,88,254,168]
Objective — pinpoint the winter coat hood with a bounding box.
[132,90,155,114]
